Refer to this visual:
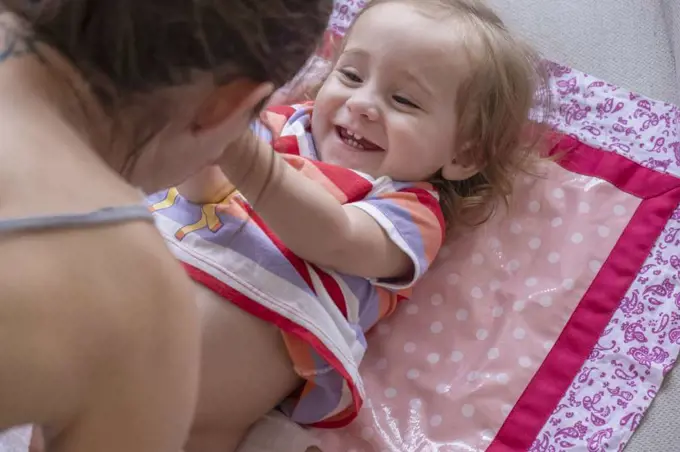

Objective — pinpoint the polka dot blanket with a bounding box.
[2,3,680,452]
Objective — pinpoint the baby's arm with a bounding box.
[177,165,235,204]
[217,130,411,280]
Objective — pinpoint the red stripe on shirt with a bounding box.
[312,265,349,318]
[240,201,315,292]
[399,187,446,240]
[311,160,375,202]
[273,135,302,155]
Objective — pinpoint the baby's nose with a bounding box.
[346,94,379,121]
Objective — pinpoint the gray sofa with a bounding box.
[488,0,679,105]
[486,1,679,450]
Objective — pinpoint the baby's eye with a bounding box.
[393,95,420,109]
[339,69,363,83]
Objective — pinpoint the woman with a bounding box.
[0,1,331,451]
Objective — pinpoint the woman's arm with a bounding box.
[216,131,412,280]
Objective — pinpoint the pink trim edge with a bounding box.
[488,136,680,452]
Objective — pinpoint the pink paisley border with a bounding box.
[542,63,680,176]
[527,66,680,452]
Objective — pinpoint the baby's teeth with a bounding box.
[345,129,363,140]
[344,137,364,149]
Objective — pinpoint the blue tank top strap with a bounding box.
[0,204,153,234]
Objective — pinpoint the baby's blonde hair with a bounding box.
[321,0,550,229]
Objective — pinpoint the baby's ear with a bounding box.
[441,145,479,181]
[441,159,478,181]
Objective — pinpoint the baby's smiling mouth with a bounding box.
[336,126,383,151]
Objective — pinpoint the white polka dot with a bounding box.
[529,201,541,213]
[548,252,561,264]
[513,328,526,340]
[519,356,532,368]
[487,348,500,360]
[598,226,611,238]
[481,430,496,441]
[375,358,388,370]
[430,321,444,334]
[430,415,443,427]
[446,273,460,285]
[436,383,448,394]
[406,304,419,315]
[471,287,483,299]
[406,369,420,380]
[472,253,484,265]
[613,204,626,216]
[562,279,575,290]
[502,404,512,416]
[525,277,538,288]
[489,237,501,249]
[450,350,464,362]
[589,260,602,273]
[513,300,526,312]
[467,371,479,382]
[496,373,509,384]
[510,222,523,234]
[361,427,375,440]
[404,342,417,353]
[462,404,475,418]
[551,217,563,228]
[507,260,521,272]
[384,388,398,398]
[410,398,423,410]
[377,324,391,335]
[579,202,591,214]
[544,341,554,351]
[430,293,444,305]
[476,329,489,341]
[539,295,553,307]
[427,353,441,364]
[552,188,565,199]
[489,279,501,291]
[492,306,504,318]
[571,233,584,244]
[529,238,542,250]
[456,309,469,321]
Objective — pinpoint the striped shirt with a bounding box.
[148,103,445,427]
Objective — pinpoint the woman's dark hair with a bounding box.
[3,0,332,102]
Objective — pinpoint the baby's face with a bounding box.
[312,2,471,182]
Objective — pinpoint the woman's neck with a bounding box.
[0,13,129,173]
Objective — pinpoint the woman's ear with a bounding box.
[191,79,274,134]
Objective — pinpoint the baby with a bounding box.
[148,0,547,450]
